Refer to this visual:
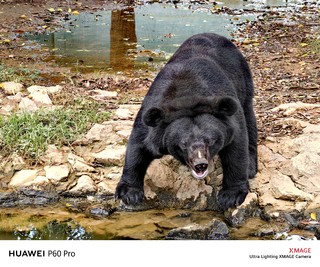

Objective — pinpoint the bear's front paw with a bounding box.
[115,182,144,205]
[217,186,248,211]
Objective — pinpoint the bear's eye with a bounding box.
[206,137,216,146]
[180,140,188,150]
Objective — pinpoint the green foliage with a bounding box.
[0,64,40,84]
[0,99,110,161]
[309,38,320,58]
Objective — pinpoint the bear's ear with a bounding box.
[143,107,165,127]
[212,96,238,117]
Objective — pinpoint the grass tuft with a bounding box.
[0,64,40,84]
[0,99,110,161]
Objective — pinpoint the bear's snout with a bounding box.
[188,144,210,180]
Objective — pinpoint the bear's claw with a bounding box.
[115,183,145,205]
[217,186,248,211]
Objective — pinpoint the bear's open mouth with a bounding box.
[188,158,209,180]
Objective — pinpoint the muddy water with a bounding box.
[0,205,316,240]
[0,206,221,240]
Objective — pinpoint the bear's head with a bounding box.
[143,96,238,179]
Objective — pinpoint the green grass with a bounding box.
[0,64,40,84]
[309,38,320,58]
[0,99,110,161]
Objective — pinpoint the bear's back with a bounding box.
[144,33,254,107]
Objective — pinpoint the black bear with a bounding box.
[115,33,257,210]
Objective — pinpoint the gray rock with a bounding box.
[225,192,259,227]
[166,219,229,240]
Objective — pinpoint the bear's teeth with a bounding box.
[191,169,208,180]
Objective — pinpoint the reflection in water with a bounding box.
[110,8,137,72]
[14,220,92,240]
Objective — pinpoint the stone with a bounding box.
[270,171,313,201]
[97,180,118,196]
[24,176,50,187]
[7,92,22,102]
[304,195,320,217]
[114,108,133,120]
[90,90,118,101]
[103,166,122,180]
[290,152,320,193]
[44,164,70,183]
[10,154,26,171]
[166,219,229,240]
[0,82,23,95]
[92,146,126,166]
[119,104,140,115]
[258,145,287,168]
[111,120,134,131]
[41,145,68,165]
[145,156,214,209]
[9,169,39,187]
[116,129,132,140]
[18,97,38,112]
[69,175,97,195]
[0,103,16,115]
[271,102,320,116]
[27,85,62,94]
[85,123,113,142]
[208,220,230,240]
[29,91,52,105]
[225,193,259,227]
[67,153,95,172]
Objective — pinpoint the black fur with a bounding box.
[115,33,258,211]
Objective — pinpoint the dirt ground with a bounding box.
[0,0,319,143]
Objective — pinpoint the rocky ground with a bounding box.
[0,0,320,239]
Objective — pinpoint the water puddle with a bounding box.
[0,206,223,240]
[26,0,308,76]
[0,205,316,240]
[27,1,307,75]
[26,1,281,75]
